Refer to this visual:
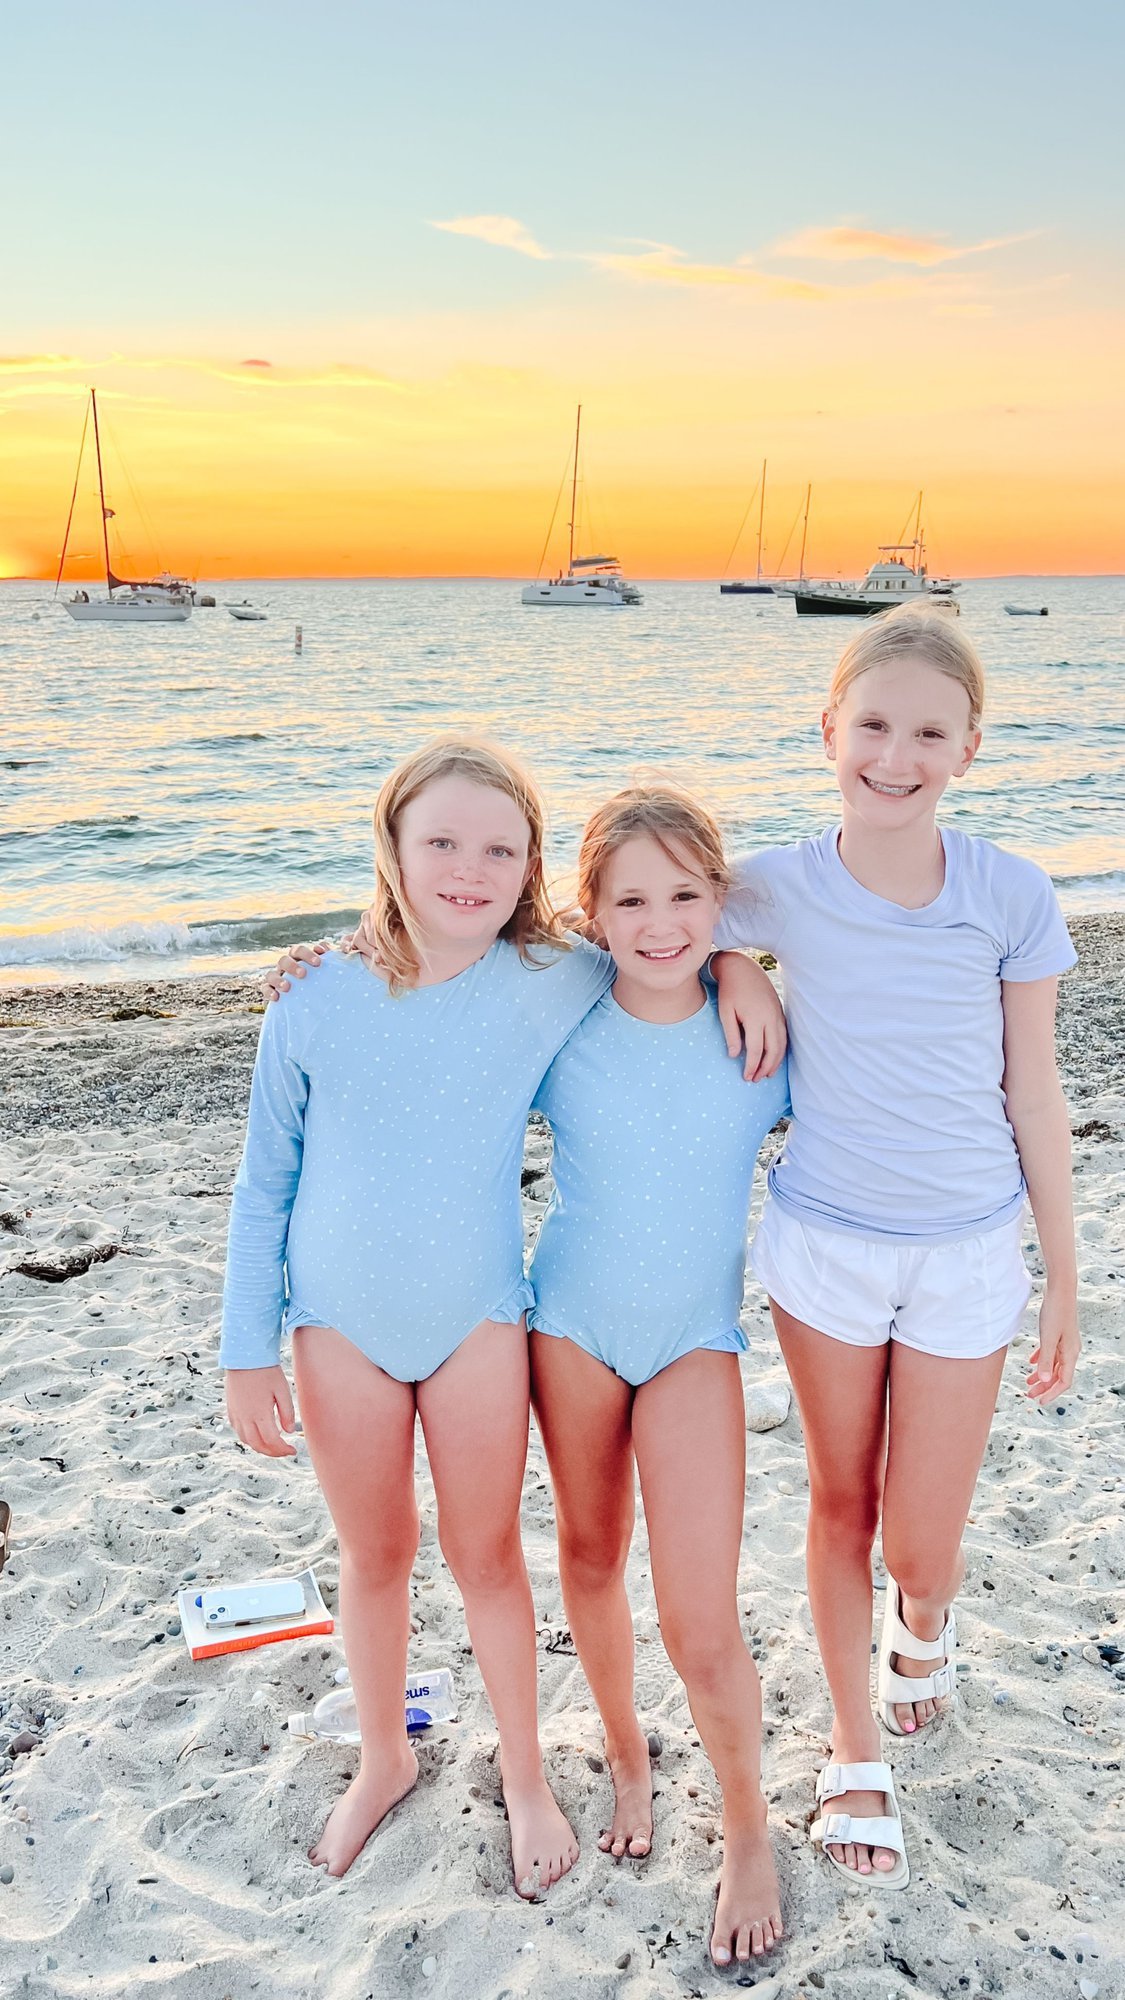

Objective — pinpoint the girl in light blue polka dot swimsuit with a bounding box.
[528,784,790,1969]
[221,739,610,1898]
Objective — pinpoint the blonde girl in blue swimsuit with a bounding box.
[529,784,789,1969]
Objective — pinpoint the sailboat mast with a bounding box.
[54,397,91,598]
[798,483,811,581]
[568,405,581,575]
[91,389,112,594]
[756,458,767,581]
[914,489,924,570]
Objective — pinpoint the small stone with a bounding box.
[1015,1927,1030,1941]
[421,1956,437,1978]
[1048,1944,1066,1960]
[1082,1646,1104,1668]
[647,1732,663,1759]
[0,1866,13,1885]
[776,1478,794,1496]
[86,1295,105,1317]
[743,1980,779,2000]
[993,1690,1011,1706]
[1031,1646,1049,1665]
[615,1952,631,1970]
[585,1753,604,1774]
[745,1382,791,1432]
[8,1731,39,1756]
[1079,1980,1098,1999]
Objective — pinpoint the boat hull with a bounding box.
[521,584,642,606]
[64,598,192,623]
[791,591,958,617]
[720,582,774,595]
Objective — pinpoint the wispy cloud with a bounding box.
[430,214,551,260]
[772,224,1039,266]
[0,354,85,376]
[589,244,828,300]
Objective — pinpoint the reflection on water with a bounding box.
[1,576,1123,981]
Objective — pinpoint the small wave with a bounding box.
[0,908,362,969]
[189,731,270,747]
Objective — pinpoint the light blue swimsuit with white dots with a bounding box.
[220,939,612,1381]
[528,988,790,1386]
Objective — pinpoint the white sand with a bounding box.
[1,927,1123,1999]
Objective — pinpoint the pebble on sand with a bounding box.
[745,1382,791,1432]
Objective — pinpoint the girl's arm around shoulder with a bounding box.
[1001,975,1079,1402]
[519,932,614,1062]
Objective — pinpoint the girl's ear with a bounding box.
[821,707,837,761]
[953,727,983,779]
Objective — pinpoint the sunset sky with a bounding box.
[3,1,1122,581]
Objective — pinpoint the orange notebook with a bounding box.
[177,1566,334,1660]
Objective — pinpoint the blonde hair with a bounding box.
[368,737,565,993]
[577,781,731,927]
[827,603,985,730]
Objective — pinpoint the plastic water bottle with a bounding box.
[288,1667,457,1743]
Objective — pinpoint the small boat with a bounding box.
[774,491,959,616]
[227,601,267,621]
[1004,604,1048,616]
[56,390,194,623]
[720,458,774,595]
[522,407,643,606]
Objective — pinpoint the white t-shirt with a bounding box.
[714,826,1076,1243]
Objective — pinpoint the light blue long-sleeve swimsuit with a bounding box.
[528,988,790,1386]
[220,939,612,1381]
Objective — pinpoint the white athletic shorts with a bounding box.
[750,1195,1032,1360]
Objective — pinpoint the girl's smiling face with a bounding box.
[594,833,721,997]
[396,773,532,954]
[823,656,981,829]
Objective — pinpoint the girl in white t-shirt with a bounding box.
[715,603,1079,1891]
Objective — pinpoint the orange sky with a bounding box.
[2,281,1122,580]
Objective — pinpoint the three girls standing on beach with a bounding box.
[223,601,1079,1960]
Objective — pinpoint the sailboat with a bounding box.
[522,406,642,606]
[56,390,193,623]
[720,460,774,595]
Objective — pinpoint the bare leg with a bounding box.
[417,1318,579,1898]
[292,1326,420,1877]
[530,1331,652,1859]
[881,1342,1007,1732]
[771,1303,898,1879]
[633,1350,783,1966]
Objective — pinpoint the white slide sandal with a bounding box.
[877,1577,957,1736]
[810,1761,910,1890]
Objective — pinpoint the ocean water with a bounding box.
[2,576,1123,983]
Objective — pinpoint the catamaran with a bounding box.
[522,407,642,606]
[56,390,193,623]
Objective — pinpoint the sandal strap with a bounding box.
[811,1812,906,1855]
[884,1580,956,1659]
[880,1661,957,1702]
[816,1760,897,1804]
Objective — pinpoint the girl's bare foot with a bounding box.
[824,1729,899,1878]
[503,1774,580,1899]
[308,1745,418,1877]
[709,1818,784,1967]
[597,1729,654,1860]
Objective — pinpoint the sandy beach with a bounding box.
[1,920,1122,2000]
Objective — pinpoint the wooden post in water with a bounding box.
[295,624,303,653]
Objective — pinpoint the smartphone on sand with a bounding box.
[198,1579,306,1627]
